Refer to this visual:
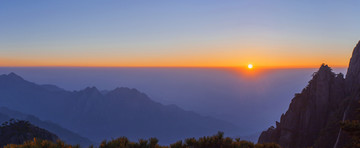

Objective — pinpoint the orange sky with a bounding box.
[0,42,354,68]
[0,53,351,68]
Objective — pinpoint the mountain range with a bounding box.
[0,73,238,145]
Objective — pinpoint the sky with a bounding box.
[1,0,359,68]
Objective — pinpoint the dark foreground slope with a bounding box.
[3,131,280,148]
[0,119,59,147]
[258,41,360,148]
[0,73,238,144]
[0,107,93,146]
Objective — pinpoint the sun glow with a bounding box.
[248,64,253,69]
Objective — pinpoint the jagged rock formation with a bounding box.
[258,64,346,148]
[258,41,360,148]
[0,119,59,147]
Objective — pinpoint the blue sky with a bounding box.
[1,0,359,67]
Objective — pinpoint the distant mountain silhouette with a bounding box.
[0,107,93,146]
[0,119,59,147]
[258,41,360,148]
[0,73,238,144]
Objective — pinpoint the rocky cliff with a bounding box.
[346,41,360,94]
[258,41,360,148]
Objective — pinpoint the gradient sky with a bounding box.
[1,0,359,68]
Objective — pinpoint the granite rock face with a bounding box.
[346,41,360,93]
[346,41,360,94]
[258,41,360,148]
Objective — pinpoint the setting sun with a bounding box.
[248,64,253,69]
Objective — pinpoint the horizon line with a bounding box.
[0,65,349,69]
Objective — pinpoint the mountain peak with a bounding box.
[8,72,17,76]
[114,87,131,91]
[310,64,335,81]
[7,72,24,80]
[83,86,99,92]
[82,86,101,94]
[0,72,24,81]
[318,64,332,73]
[109,87,139,94]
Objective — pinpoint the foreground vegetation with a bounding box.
[340,101,360,148]
[4,132,279,148]
[4,139,79,148]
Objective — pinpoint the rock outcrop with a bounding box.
[258,41,360,148]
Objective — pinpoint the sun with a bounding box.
[248,64,253,69]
